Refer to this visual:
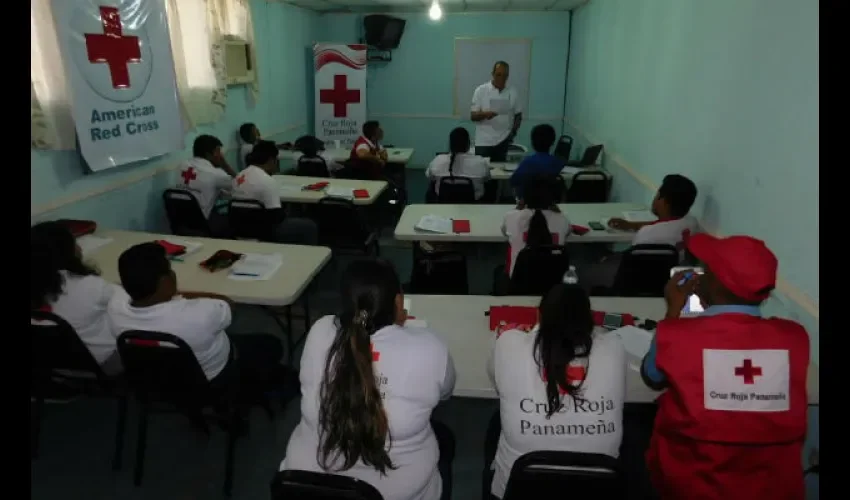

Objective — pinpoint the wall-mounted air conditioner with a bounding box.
[223,37,255,86]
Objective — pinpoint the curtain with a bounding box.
[209,0,259,104]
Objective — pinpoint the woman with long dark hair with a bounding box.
[281,259,456,500]
[482,284,626,499]
[31,221,125,374]
[426,127,491,200]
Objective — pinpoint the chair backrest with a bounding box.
[503,450,621,500]
[116,330,212,406]
[271,470,384,500]
[313,197,372,249]
[297,156,331,178]
[436,176,476,204]
[409,246,469,295]
[565,171,608,203]
[509,245,571,296]
[228,199,274,241]
[162,189,212,237]
[553,135,573,162]
[31,310,108,385]
[611,244,680,297]
[579,144,604,165]
[425,181,438,204]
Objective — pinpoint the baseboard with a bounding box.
[370,113,564,121]
[562,117,819,321]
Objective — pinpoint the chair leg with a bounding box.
[133,403,149,486]
[112,394,129,471]
[302,295,311,331]
[223,421,238,497]
[31,396,44,459]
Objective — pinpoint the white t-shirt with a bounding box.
[471,82,522,147]
[108,295,232,380]
[488,327,625,498]
[281,315,456,500]
[426,153,491,200]
[631,216,698,248]
[176,158,232,219]
[42,271,125,364]
[501,209,571,276]
[239,144,254,171]
[232,165,281,209]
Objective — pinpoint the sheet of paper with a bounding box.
[160,238,203,259]
[613,325,654,360]
[228,253,283,281]
[77,235,114,255]
[622,210,656,223]
[414,215,453,234]
[326,186,355,199]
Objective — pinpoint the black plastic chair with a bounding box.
[437,176,476,204]
[565,171,609,203]
[502,450,622,499]
[408,245,469,295]
[30,311,128,467]
[271,470,384,500]
[553,135,574,162]
[296,156,331,178]
[116,330,243,497]
[311,197,379,256]
[509,245,571,296]
[596,244,680,297]
[228,199,274,241]
[566,144,604,167]
[162,189,213,237]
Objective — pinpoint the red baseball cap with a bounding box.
[686,233,778,302]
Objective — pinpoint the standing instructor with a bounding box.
[471,61,523,162]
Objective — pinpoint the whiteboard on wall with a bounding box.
[454,38,532,116]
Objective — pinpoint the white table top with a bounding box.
[83,230,332,307]
[406,295,820,405]
[278,147,414,165]
[274,175,388,205]
[394,203,645,243]
[489,163,610,182]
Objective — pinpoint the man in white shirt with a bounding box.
[471,61,523,162]
[176,135,236,236]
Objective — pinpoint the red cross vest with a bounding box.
[349,136,382,179]
[647,313,809,500]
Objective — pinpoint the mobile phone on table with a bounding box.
[588,221,605,231]
[670,266,705,314]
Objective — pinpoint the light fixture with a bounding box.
[428,0,443,21]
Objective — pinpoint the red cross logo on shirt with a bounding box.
[734,359,762,384]
[371,343,380,362]
[180,167,197,185]
[236,175,246,186]
[84,6,142,89]
[319,74,361,118]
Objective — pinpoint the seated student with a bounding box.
[177,134,236,235]
[109,243,285,401]
[281,259,457,500]
[296,137,344,176]
[350,121,386,179]
[232,140,319,245]
[577,174,698,291]
[31,221,126,376]
[484,283,625,500]
[500,175,571,278]
[426,127,491,201]
[642,234,809,500]
[509,124,565,199]
[238,123,261,171]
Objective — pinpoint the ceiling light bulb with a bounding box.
[428,1,443,21]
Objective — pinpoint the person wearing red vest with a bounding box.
[350,120,387,180]
[641,233,809,500]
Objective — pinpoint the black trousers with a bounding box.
[482,411,501,500]
[432,419,456,500]
[476,137,513,162]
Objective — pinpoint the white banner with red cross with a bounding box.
[51,0,183,172]
[313,44,367,149]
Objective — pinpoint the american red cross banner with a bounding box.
[314,44,367,149]
[51,0,183,172]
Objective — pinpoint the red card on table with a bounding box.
[488,306,538,331]
[304,182,329,191]
[452,219,471,233]
[155,240,187,257]
[58,219,97,237]
[591,310,635,326]
[571,224,590,236]
[353,189,369,199]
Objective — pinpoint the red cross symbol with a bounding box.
[319,75,361,118]
[734,359,763,384]
[371,343,380,362]
[236,175,246,186]
[180,167,197,185]
[84,6,142,89]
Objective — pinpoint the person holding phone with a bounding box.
[641,234,809,500]
[471,61,523,162]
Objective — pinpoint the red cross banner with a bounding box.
[313,44,367,149]
[703,349,791,412]
[51,0,183,172]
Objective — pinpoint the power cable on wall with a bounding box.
[561,11,573,137]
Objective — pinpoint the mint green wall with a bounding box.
[317,12,571,168]
[31,1,319,231]
[564,0,818,494]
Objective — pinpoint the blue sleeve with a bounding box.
[642,338,667,384]
[510,159,530,188]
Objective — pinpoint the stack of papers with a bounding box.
[228,253,283,281]
[414,215,453,234]
[611,325,654,372]
[622,210,656,223]
[77,235,114,255]
[326,186,355,199]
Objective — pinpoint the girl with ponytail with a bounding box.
[281,259,457,500]
[426,127,491,201]
[484,283,626,499]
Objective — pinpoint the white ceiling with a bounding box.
[278,0,589,14]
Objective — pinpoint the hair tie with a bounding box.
[354,310,370,327]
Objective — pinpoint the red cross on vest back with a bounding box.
[734,359,762,384]
[84,6,142,89]
[180,167,197,184]
[236,175,246,186]
[371,343,380,362]
[320,75,361,118]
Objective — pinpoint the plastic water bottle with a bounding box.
[563,265,579,285]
